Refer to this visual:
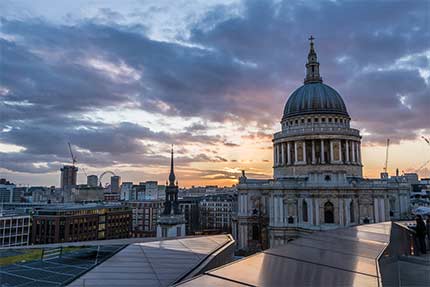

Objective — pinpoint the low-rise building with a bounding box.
[31,203,131,244]
[104,192,121,202]
[411,178,430,208]
[63,185,104,203]
[0,210,30,247]
[200,193,236,234]
[123,200,163,237]
[179,197,201,235]
[31,186,63,203]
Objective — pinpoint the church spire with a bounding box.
[304,36,323,84]
[168,145,176,186]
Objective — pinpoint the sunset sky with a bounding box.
[1,0,429,187]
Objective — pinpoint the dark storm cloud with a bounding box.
[0,0,429,175]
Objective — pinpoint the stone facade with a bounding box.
[234,39,411,253]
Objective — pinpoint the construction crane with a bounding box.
[416,136,430,174]
[81,167,88,177]
[383,138,390,173]
[417,159,430,173]
[68,142,77,166]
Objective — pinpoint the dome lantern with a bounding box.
[304,36,322,84]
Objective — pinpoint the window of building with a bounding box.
[176,226,181,236]
[328,118,332,123]
[324,202,334,224]
[322,118,326,122]
[162,227,167,237]
[302,200,308,222]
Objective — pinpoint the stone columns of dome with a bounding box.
[352,141,356,164]
[303,141,307,163]
[358,142,362,165]
[294,142,298,164]
[321,139,325,163]
[346,140,350,163]
[312,140,316,164]
[273,144,276,166]
[281,143,285,166]
[330,140,334,163]
[287,142,291,165]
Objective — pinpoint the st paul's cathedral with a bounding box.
[234,38,411,253]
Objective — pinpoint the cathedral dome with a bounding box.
[283,82,349,119]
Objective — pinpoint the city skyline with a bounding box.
[1,0,429,188]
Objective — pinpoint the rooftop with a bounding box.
[177,222,430,287]
[0,235,234,287]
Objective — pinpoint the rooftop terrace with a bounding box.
[177,222,430,287]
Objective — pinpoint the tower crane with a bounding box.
[416,136,430,174]
[383,138,390,173]
[68,142,77,166]
[416,160,430,173]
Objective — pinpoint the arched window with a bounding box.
[302,200,308,222]
[350,200,355,223]
[324,201,334,224]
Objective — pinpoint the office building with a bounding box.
[87,175,98,187]
[110,175,121,193]
[123,200,163,237]
[179,197,201,235]
[31,203,131,244]
[200,193,236,234]
[0,210,30,247]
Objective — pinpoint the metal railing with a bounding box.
[378,221,421,286]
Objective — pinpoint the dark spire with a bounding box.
[168,145,176,186]
[304,36,323,84]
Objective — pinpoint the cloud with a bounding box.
[0,0,428,181]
